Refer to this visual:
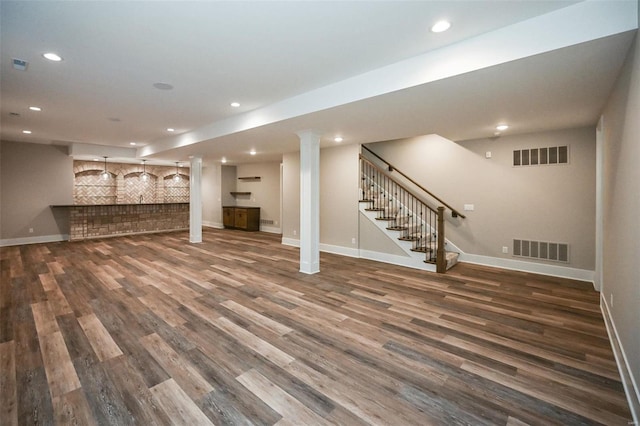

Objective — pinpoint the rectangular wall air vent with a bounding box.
[514,145,568,167]
[513,239,569,263]
[260,219,274,225]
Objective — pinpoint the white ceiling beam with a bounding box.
[140,0,638,158]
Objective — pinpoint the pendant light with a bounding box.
[140,159,148,182]
[101,156,110,180]
[173,162,180,182]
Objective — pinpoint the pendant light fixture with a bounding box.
[101,156,110,180]
[173,162,181,182]
[140,159,148,182]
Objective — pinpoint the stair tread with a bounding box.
[375,217,396,221]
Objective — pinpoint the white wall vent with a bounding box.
[514,146,569,167]
[513,239,569,263]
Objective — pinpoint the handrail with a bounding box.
[361,145,465,219]
[360,156,437,216]
[360,155,447,272]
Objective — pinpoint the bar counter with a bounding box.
[51,203,189,241]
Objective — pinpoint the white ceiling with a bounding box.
[1,1,637,166]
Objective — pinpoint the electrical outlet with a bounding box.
[29,228,34,233]
[502,246,508,254]
[293,230,297,236]
[351,237,356,244]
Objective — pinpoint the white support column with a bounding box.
[297,130,321,274]
[189,155,203,243]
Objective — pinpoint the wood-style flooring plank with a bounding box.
[77,313,124,362]
[0,340,18,426]
[149,378,214,426]
[1,229,633,425]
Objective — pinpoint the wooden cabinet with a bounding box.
[222,206,260,231]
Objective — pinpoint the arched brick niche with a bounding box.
[73,160,190,204]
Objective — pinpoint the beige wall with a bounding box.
[359,212,407,256]
[236,162,281,227]
[602,33,640,406]
[367,127,596,270]
[282,152,300,239]
[202,165,222,227]
[1,141,74,241]
[221,165,237,207]
[320,143,360,249]
[282,143,359,247]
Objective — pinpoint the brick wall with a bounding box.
[69,203,189,240]
[73,160,189,204]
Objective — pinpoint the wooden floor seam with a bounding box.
[0,228,632,425]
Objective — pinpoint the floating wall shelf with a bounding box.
[230,192,251,196]
[238,176,261,181]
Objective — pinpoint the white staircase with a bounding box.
[359,202,460,271]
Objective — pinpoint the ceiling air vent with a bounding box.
[12,58,28,71]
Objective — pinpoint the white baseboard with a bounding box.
[459,253,595,284]
[260,225,282,234]
[281,238,595,283]
[359,249,437,272]
[0,234,69,247]
[601,294,640,425]
[203,221,224,229]
[281,237,299,247]
[320,243,359,258]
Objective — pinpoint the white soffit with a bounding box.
[140,0,638,157]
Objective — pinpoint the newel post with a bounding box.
[436,206,446,273]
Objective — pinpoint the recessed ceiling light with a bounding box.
[249,149,256,156]
[22,130,32,134]
[93,158,100,161]
[431,20,451,33]
[230,102,240,108]
[129,142,137,146]
[29,106,42,112]
[496,124,509,131]
[167,128,175,132]
[221,157,227,163]
[153,82,174,90]
[334,136,343,143]
[43,52,63,62]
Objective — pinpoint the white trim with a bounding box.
[260,225,282,234]
[0,234,69,247]
[594,117,604,291]
[359,249,437,272]
[601,294,640,425]
[281,237,299,247]
[320,243,359,258]
[203,221,224,229]
[459,253,595,283]
[189,155,203,243]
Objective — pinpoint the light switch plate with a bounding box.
[464,204,474,211]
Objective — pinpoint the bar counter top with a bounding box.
[51,202,189,208]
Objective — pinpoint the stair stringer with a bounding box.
[359,204,436,272]
[359,203,462,271]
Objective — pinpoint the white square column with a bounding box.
[297,130,321,274]
[189,155,203,243]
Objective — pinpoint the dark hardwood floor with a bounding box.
[0,228,632,425]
